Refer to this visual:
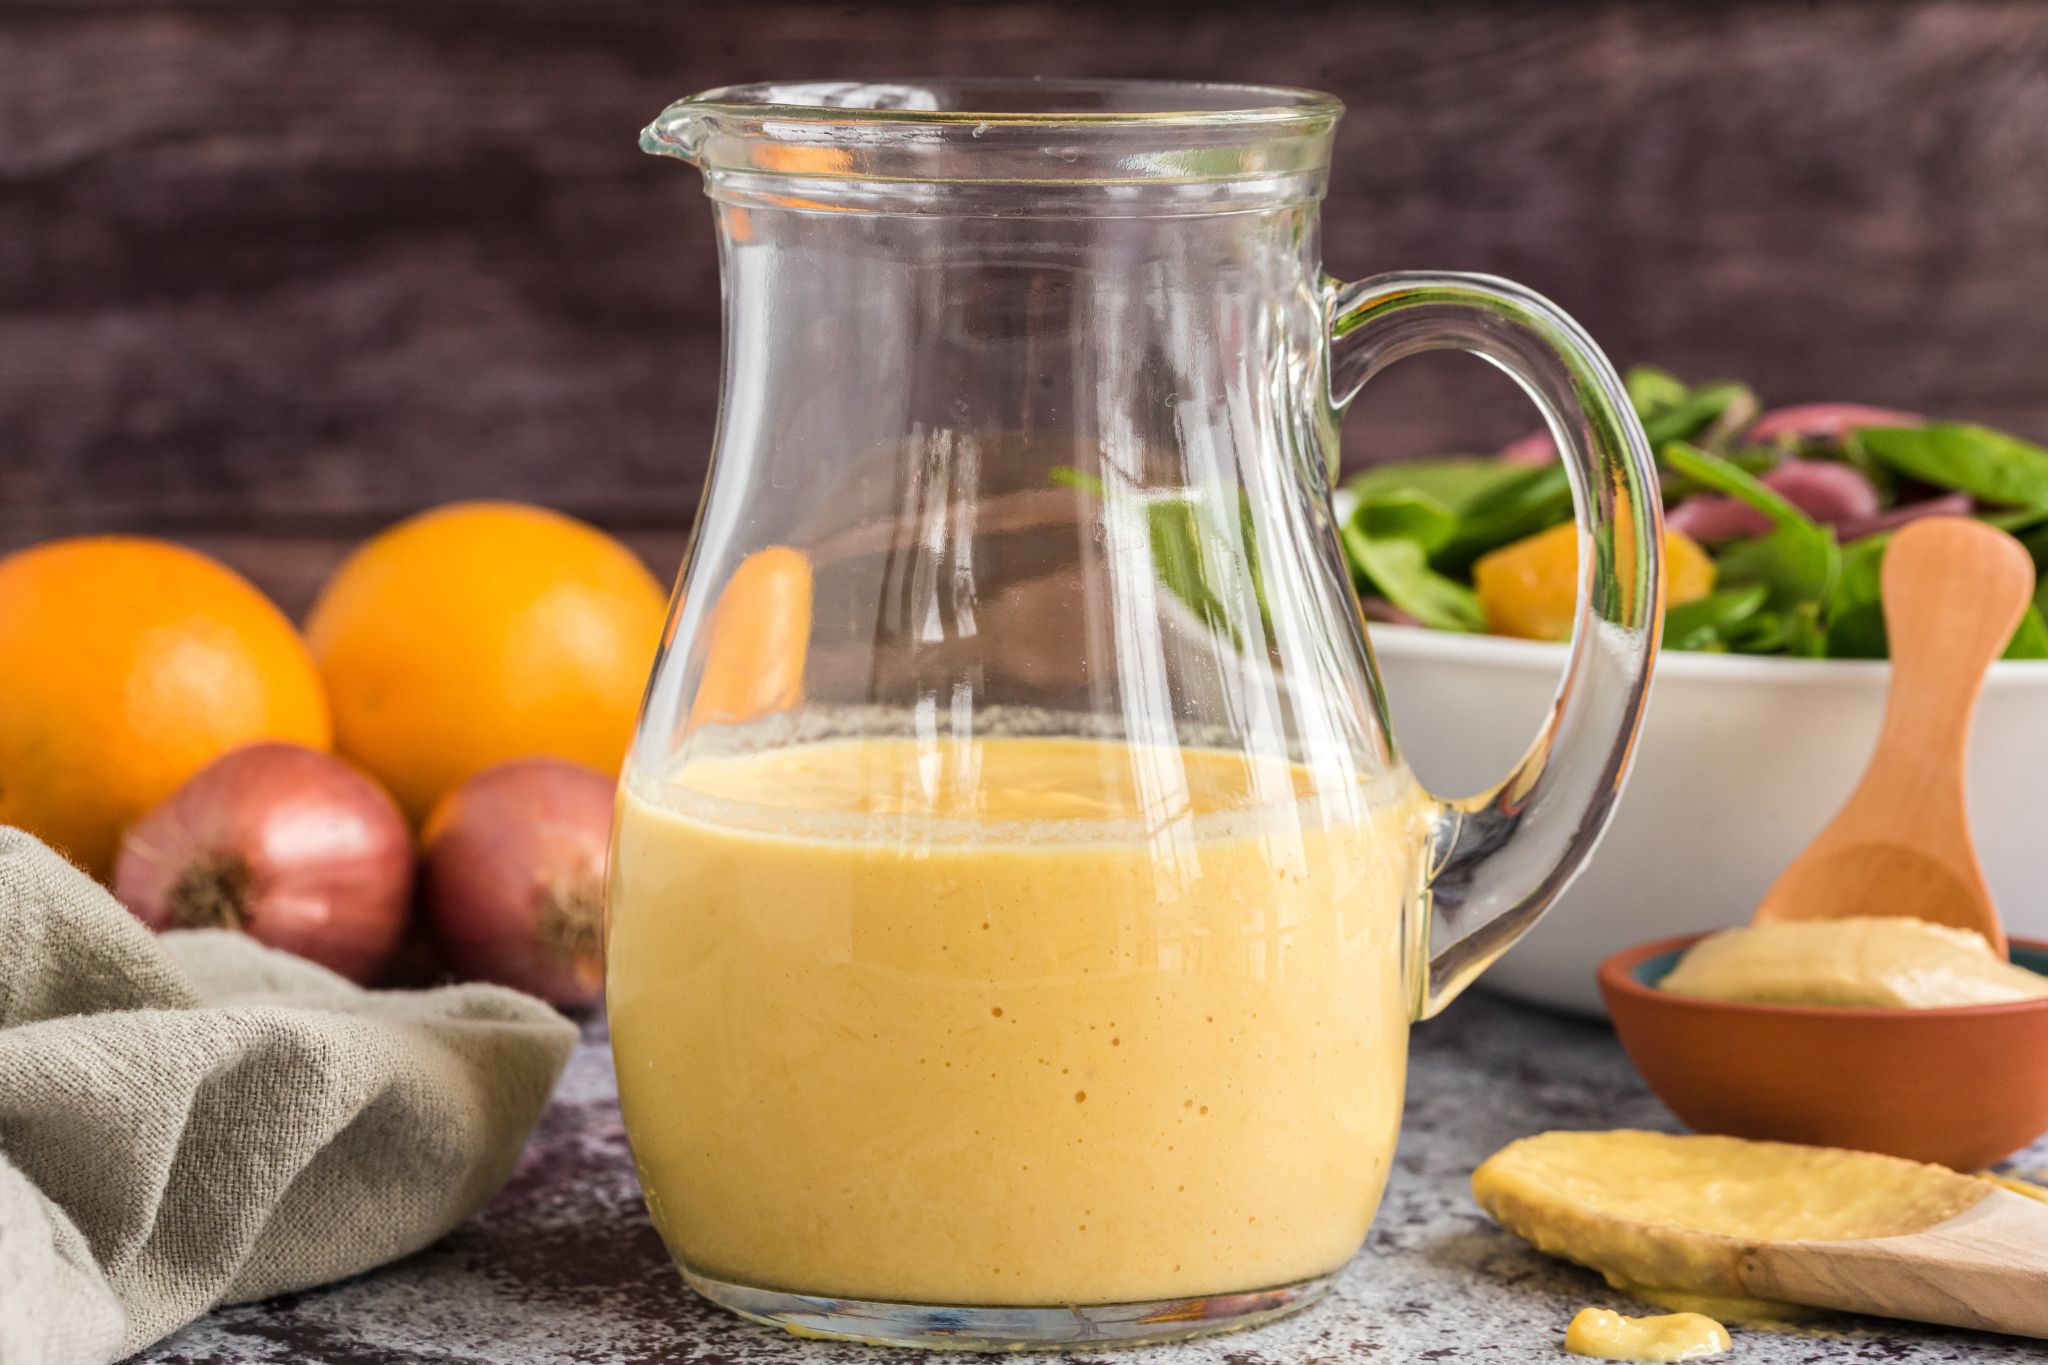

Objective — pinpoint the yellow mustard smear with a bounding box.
[1659,916,2048,1008]
[1982,1171,2048,1204]
[1473,1131,1990,1322]
[1565,1307,1730,1361]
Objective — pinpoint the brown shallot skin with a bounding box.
[112,743,415,984]
[420,758,615,1008]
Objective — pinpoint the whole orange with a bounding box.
[306,502,668,823]
[0,537,331,877]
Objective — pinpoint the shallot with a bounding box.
[1835,491,1976,543]
[1359,596,1422,627]
[1497,430,1558,466]
[420,758,615,1007]
[1746,403,1922,444]
[112,743,414,983]
[1666,458,1881,542]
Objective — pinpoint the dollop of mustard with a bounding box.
[1565,1307,1731,1361]
[1659,916,2048,1009]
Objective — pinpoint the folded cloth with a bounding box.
[0,829,579,1365]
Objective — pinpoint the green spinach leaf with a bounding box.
[1661,441,1807,527]
[1666,442,1841,618]
[1641,382,1758,450]
[1663,585,1768,651]
[1344,458,1530,514]
[1624,366,1757,448]
[1823,601,1888,659]
[1353,490,1459,554]
[1051,465,1103,495]
[1717,528,1840,614]
[1725,609,1790,654]
[1656,445,1775,499]
[1625,365,1689,415]
[1429,464,1575,574]
[1822,533,1892,658]
[1341,524,1486,633]
[1821,528,2048,660]
[1785,605,1832,658]
[1857,424,2048,508]
[2003,605,2048,661]
[1146,500,1244,649]
[1055,466,1267,650]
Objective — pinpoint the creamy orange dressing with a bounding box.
[608,735,1426,1305]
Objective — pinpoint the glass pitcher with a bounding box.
[609,79,1662,1350]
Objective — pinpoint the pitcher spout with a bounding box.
[641,100,708,164]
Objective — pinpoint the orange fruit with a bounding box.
[687,546,813,732]
[0,537,330,877]
[1475,521,1716,642]
[306,502,668,823]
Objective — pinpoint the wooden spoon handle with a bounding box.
[1740,1189,2048,1339]
[1873,518,2036,775]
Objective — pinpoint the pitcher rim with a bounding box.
[669,78,1344,129]
[645,77,1342,202]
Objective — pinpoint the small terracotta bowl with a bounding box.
[1599,933,2048,1171]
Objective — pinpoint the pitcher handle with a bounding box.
[1327,271,1663,1019]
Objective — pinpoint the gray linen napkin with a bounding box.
[0,828,579,1365]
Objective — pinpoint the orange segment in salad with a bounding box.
[1475,522,1715,642]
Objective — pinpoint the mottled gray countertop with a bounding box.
[137,992,2042,1365]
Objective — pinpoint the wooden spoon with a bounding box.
[1529,1184,2048,1338]
[1743,1186,2048,1337]
[1753,517,2036,955]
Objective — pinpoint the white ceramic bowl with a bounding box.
[1370,624,2048,1017]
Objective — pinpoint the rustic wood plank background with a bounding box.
[4,0,2046,608]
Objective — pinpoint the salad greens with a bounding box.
[1659,441,1838,655]
[1857,424,2048,509]
[1340,522,1485,632]
[1340,366,2048,660]
[1053,465,1272,649]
